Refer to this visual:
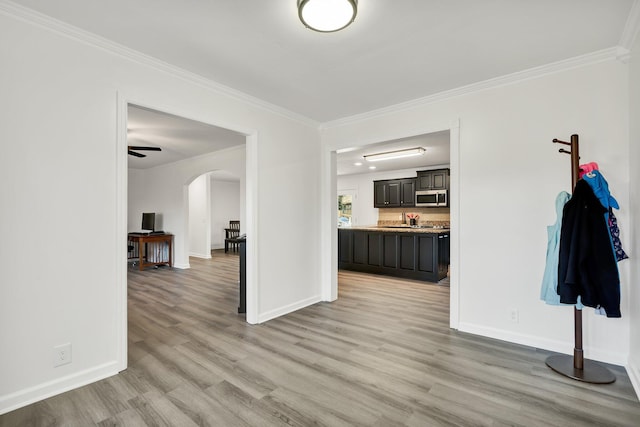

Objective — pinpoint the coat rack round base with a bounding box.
[545,354,616,384]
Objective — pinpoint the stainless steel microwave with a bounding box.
[415,190,447,207]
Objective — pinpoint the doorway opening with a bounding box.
[337,192,355,227]
[188,171,242,259]
[117,98,258,372]
[325,125,460,329]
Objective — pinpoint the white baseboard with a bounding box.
[189,252,211,259]
[627,359,640,401]
[173,262,190,269]
[258,295,322,324]
[0,361,120,415]
[458,322,628,366]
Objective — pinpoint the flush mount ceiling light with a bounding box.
[298,0,358,32]
[363,147,426,162]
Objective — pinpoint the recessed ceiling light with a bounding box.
[354,162,363,166]
[369,166,376,170]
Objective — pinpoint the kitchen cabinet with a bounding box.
[374,178,415,208]
[338,228,449,282]
[400,179,416,207]
[374,180,399,207]
[437,232,450,279]
[416,169,449,191]
[238,238,246,314]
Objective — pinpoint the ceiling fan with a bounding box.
[128,145,161,158]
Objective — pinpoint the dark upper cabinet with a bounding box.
[374,180,400,207]
[374,181,387,207]
[374,178,415,208]
[416,169,450,191]
[417,172,433,190]
[388,181,401,206]
[400,179,415,207]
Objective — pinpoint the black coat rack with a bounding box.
[545,134,615,384]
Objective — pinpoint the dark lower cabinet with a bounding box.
[338,229,449,282]
[437,233,450,279]
[238,238,246,314]
[383,234,398,268]
[399,235,415,270]
[368,233,383,266]
[353,232,368,264]
[338,230,353,264]
[417,234,436,274]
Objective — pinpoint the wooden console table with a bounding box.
[128,233,173,271]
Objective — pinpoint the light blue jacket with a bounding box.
[541,191,583,308]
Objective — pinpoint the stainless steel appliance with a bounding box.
[415,190,447,207]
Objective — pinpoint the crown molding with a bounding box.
[0,1,319,128]
[2,1,633,132]
[620,0,640,51]
[321,47,620,130]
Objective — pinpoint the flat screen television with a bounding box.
[141,212,155,232]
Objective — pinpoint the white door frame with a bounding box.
[320,119,460,329]
[115,92,259,372]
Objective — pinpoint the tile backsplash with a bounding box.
[377,207,450,227]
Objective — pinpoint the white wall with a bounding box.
[188,173,211,258]
[322,57,632,367]
[0,10,320,414]
[128,170,169,233]
[627,25,640,396]
[127,169,147,231]
[211,179,241,249]
[128,147,245,269]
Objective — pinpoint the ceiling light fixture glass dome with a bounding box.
[298,0,358,33]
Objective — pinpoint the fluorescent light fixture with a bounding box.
[363,147,426,162]
[298,0,357,32]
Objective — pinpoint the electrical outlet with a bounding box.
[510,309,519,323]
[53,343,72,367]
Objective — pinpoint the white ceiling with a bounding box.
[127,104,245,170]
[337,131,450,176]
[11,0,635,123]
[10,1,636,173]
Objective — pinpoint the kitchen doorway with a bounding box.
[322,124,460,329]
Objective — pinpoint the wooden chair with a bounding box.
[224,221,241,253]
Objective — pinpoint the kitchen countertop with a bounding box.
[341,225,450,233]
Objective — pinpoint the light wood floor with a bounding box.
[2,251,639,426]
